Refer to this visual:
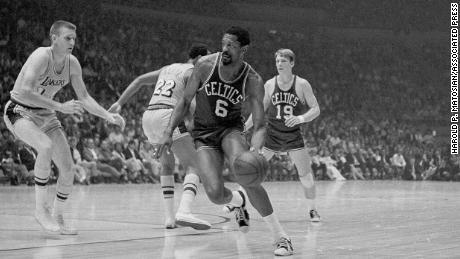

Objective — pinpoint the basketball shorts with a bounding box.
[264,126,305,152]
[142,104,189,144]
[191,120,244,150]
[3,99,62,136]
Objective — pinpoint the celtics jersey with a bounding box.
[265,75,308,151]
[11,47,70,106]
[267,75,307,132]
[148,63,193,107]
[194,53,250,128]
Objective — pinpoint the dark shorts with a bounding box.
[192,123,244,150]
[3,99,61,135]
[265,126,305,152]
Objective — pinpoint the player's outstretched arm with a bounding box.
[247,72,266,152]
[108,70,161,113]
[69,55,125,129]
[245,79,271,131]
[285,79,320,127]
[13,48,80,113]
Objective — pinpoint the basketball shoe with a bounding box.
[274,237,294,256]
[223,190,249,233]
[175,212,211,230]
[35,204,60,232]
[53,213,78,235]
[309,209,321,222]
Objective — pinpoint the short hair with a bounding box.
[275,49,295,63]
[49,20,76,38]
[224,26,250,47]
[188,43,209,59]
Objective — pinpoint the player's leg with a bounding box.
[48,127,78,234]
[222,131,293,255]
[289,148,320,222]
[171,135,211,230]
[143,109,179,228]
[4,115,59,232]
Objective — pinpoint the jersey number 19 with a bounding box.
[276,104,293,120]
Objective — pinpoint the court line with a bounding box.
[0,230,234,252]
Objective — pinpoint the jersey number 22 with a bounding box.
[153,79,175,97]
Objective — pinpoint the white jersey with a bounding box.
[148,63,193,107]
[11,47,70,107]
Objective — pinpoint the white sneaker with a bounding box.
[54,214,78,235]
[34,206,60,232]
[175,212,211,230]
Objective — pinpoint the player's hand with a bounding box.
[156,132,173,159]
[59,99,84,115]
[284,115,304,127]
[107,113,126,131]
[249,146,263,155]
[108,102,121,113]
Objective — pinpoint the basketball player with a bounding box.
[108,44,211,230]
[3,20,125,234]
[158,26,293,256]
[246,49,321,222]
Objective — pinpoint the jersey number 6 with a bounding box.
[215,99,228,117]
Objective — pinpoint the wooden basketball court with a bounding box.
[0,181,459,258]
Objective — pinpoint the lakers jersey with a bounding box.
[194,53,250,128]
[11,47,70,106]
[267,76,307,133]
[148,63,193,107]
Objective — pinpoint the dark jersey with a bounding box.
[194,53,250,129]
[192,53,252,148]
[265,75,308,151]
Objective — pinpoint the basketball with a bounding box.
[233,151,269,187]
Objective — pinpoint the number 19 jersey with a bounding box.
[148,63,193,107]
[265,75,308,151]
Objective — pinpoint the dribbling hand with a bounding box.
[156,132,173,159]
[107,113,126,131]
[59,99,84,116]
[108,102,121,113]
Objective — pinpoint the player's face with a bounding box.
[221,34,244,66]
[275,55,294,74]
[53,27,76,54]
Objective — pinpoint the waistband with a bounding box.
[147,103,174,110]
[9,98,46,110]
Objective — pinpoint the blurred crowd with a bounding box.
[0,0,457,185]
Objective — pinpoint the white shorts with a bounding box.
[142,109,189,144]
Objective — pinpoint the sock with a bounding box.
[263,213,288,241]
[34,175,49,211]
[34,165,51,211]
[177,173,199,214]
[299,174,316,211]
[54,183,72,216]
[228,190,244,207]
[161,175,175,220]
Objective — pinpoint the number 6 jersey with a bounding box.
[194,52,251,129]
